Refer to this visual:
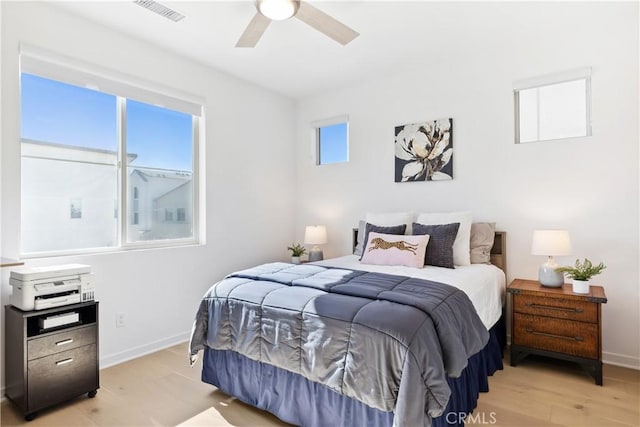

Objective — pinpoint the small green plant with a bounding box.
[287,243,306,257]
[556,258,606,281]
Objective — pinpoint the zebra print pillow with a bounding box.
[361,232,429,268]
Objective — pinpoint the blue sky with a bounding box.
[319,122,348,164]
[21,73,193,171]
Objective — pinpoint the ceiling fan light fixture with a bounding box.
[257,0,300,21]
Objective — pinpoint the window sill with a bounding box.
[20,240,203,260]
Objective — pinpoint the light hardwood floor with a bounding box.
[1,344,638,426]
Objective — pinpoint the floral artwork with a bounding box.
[394,118,453,182]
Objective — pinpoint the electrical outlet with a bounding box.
[116,312,125,328]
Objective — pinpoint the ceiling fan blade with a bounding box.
[295,1,359,45]
[236,13,271,48]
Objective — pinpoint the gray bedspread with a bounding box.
[189,262,489,426]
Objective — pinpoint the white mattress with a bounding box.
[312,255,506,329]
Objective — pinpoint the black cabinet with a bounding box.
[5,301,99,420]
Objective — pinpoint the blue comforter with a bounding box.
[189,263,489,426]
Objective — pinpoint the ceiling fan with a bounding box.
[236,0,359,48]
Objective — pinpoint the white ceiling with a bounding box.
[50,1,536,100]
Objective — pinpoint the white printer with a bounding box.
[10,264,95,311]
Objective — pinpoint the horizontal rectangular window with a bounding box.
[514,68,592,144]
[20,52,202,256]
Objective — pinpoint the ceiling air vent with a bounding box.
[133,0,186,22]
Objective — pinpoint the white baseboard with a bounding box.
[602,351,640,370]
[1,331,190,404]
[99,330,191,369]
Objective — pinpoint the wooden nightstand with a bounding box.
[507,279,607,385]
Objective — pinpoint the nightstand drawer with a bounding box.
[27,344,98,411]
[28,325,96,361]
[513,313,598,359]
[513,294,597,323]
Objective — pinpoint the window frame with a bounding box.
[513,67,592,144]
[311,115,350,166]
[19,46,203,258]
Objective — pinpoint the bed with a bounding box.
[189,227,506,427]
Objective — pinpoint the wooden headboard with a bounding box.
[490,231,507,275]
[352,228,507,275]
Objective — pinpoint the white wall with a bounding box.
[1,0,296,393]
[294,2,639,368]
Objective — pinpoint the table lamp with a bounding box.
[531,230,572,287]
[305,225,327,262]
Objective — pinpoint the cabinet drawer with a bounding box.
[28,325,96,360]
[513,294,597,323]
[27,344,98,412]
[513,313,598,359]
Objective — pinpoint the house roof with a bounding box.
[22,140,192,180]
[22,138,138,163]
[131,168,192,180]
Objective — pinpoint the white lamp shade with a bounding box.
[304,225,327,245]
[257,0,300,20]
[531,230,572,256]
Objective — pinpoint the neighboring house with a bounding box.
[128,169,192,241]
[21,138,192,253]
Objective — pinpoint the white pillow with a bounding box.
[415,211,472,266]
[365,211,416,234]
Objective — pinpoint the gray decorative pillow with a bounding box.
[412,222,460,269]
[359,223,407,261]
[353,220,367,256]
[470,222,496,264]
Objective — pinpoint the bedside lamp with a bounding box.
[305,225,327,262]
[531,230,572,287]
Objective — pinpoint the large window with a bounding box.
[20,55,201,255]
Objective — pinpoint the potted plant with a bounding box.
[555,258,606,294]
[287,243,306,264]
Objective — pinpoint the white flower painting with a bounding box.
[394,118,453,182]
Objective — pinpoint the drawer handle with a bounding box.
[525,329,584,342]
[55,358,74,366]
[525,303,583,313]
[56,338,74,346]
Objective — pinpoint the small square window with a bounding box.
[316,122,348,165]
[514,70,592,144]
